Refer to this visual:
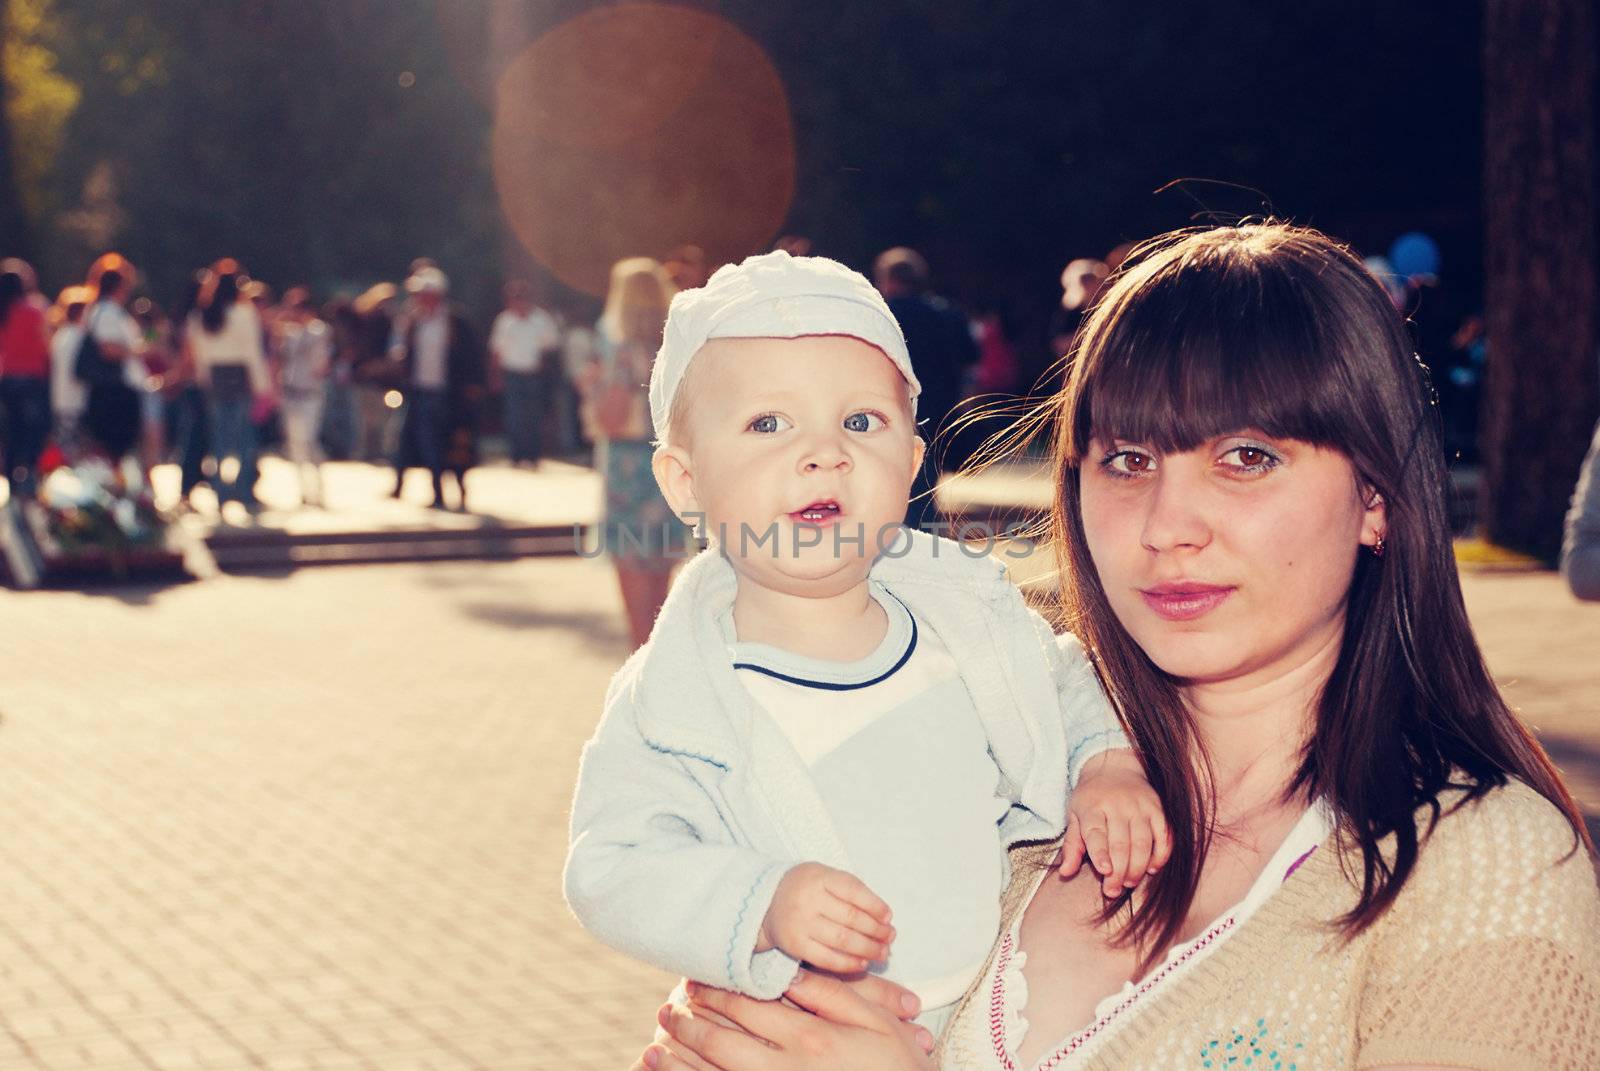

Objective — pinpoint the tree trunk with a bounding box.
[0,0,37,259]
[1480,0,1599,560]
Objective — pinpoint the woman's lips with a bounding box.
[1139,583,1235,621]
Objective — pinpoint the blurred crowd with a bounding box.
[0,252,608,517]
[0,229,1496,525]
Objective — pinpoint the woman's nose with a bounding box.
[1139,469,1212,553]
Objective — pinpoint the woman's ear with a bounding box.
[1358,486,1388,549]
[652,444,700,524]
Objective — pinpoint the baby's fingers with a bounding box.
[799,934,876,974]
[824,870,893,925]
[1055,813,1088,881]
[1148,810,1173,874]
[819,916,893,963]
[1123,817,1154,888]
[823,900,895,946]
[1081,812,1112,881]
[818,920,891,967]
[1101,818,1131,896]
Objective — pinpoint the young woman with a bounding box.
[187,260,271,512]
[581,257,692,648]
[640,224,1600,1070]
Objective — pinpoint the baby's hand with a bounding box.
[756,862,895,974]
[1058,748,1172,896]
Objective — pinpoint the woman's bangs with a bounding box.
[1069,262,1354,459]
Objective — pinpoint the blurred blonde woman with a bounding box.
[582,257,691,648]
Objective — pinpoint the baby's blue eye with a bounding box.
[843,411,885,433]
[748,414,792,434]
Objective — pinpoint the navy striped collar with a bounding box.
[728,586,917,691]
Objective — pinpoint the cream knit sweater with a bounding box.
[938,780,1600,1070]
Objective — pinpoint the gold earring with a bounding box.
[1372,533,1386,558]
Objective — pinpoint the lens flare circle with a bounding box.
[492,4,795,295]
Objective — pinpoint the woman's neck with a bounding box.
[1182,621,1344,821]
[730,577,886,662]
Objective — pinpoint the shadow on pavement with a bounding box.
[12,572,198,607]
[456,600,629,652]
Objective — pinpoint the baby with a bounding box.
[564,251,1168,1035]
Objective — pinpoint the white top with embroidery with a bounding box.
[948,800,1333,1070]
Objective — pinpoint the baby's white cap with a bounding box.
[649,250,919,442]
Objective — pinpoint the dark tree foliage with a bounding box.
[0,0,37,260]
[729,3,1484,337]
[27,1,1486,343]
[41,0,496,309]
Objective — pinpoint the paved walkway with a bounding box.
[1,558,670,1070]
[151,459,603,536]
[0,557,1595,1069]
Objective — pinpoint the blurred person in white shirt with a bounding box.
[274,286,333,507]
[48,286,91,456]
[187,260,272,512]
[488,278,560,468]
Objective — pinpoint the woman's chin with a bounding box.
[1136,635,1244,684]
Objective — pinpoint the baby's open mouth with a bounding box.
[790,500,842,524]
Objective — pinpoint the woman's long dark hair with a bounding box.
[1050,223,1592,970]
[93,268,124,304]
[199,264,241,334]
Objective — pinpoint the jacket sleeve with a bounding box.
[563,674,801,999]
[987,580,1128,844]
[1049,628,1129,790]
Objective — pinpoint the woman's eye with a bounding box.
[1221,444,1280,473]
[1101,449,1156,476]
[843,411,885,433]
[748,413,793,434]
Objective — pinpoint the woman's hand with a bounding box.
[642,970,936,1071]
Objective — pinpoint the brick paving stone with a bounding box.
[0,556,1593,1071]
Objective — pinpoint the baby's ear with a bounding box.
[910,435,926,481]
[652,444,700,523]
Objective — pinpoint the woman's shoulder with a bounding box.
[1396,778,1598,918]
[1422,778,1585,857]
[227,302,261,328]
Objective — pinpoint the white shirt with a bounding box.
[412,309,449,390]
[489,308,560,374]
[50,323,86,417]
[277,319,331,395]
[186,303,270,395]
[726,587,1011,1020]
[88,300,147,390]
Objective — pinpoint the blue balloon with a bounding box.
[1389,232,1441,280]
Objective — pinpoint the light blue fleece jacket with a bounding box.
[562,528,1127,999]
